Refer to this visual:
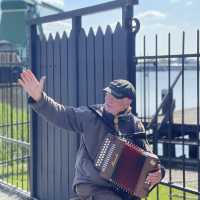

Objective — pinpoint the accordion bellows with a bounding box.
[95,133,159,198]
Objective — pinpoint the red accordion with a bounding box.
[95,133,159,198]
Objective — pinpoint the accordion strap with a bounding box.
[88,105,147,139]
[88,105,116,133]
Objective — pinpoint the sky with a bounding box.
[0,0,199,55]
[62,0,200,55]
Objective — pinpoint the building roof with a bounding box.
[0,40,16,51]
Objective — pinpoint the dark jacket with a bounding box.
[29,92,164,199]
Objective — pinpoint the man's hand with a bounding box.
[145,168,162,189]
[18,69,46,102]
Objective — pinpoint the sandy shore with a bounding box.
[163,168,199,190]
[173,107,200,124]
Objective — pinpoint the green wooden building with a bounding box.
[0,0,64,60]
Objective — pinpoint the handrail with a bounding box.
[161,181,200,196]
[28,0,138,25]
[134,53,200,60]
[0,135,30,149]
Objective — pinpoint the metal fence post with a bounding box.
[29,24,38,198]
[72,16,82,107]
[69,16,82,197]
[122,4,137,114]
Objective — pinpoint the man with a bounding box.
[18,70,164,200]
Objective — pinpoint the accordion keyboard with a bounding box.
[95,137,117,172]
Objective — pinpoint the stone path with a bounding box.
[0,183,33,200]
[0,189,23,200]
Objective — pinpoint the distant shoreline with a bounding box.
[136,65,197,71]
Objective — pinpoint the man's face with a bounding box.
[104,93,131,115]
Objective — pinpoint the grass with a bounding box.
[0,161,29,191]
[0,101,29,139]
[0,101,30,191]
[0,101,30,161]
[144,185,199,200]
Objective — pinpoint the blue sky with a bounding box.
[63,0,200,55]
[64,0,199,29]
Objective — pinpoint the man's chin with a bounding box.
[104,106,113,114]
[106,109,117,115]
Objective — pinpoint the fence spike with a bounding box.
[79,28,86,38]
[48,33,54,41]
[88,27,95,37]
[105,25,113,35]
[114,22,122,33]
[96,26,103,36]
[55,32,61,40]
[62,31,68,40]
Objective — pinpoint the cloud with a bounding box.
[139,23,180,36]
[136,10,166,20]
[42,21,72,38]
[136,22,197,55]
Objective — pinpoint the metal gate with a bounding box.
[29,0,138,199]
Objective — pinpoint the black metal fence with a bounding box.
[136,31,200,199]
[0,61,31,195]
[0,1,200,200]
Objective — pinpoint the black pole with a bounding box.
[122,5,138,115]
[72,16,82,107]
[29,24,38,198]
[72,16,82,153]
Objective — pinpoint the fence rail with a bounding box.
[28,0,138,25]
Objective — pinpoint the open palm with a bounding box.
[18,69,46,102]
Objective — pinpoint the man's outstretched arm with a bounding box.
[18,69,86,133]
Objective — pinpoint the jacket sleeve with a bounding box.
[28,92,88,133]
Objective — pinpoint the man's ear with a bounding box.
[123,98,132,108]
[125,98,132,105]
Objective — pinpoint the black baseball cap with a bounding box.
[103,79,135,100]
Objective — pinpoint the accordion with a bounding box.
[95,133,159,198]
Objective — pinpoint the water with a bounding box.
[136,70,199,117]
[136,70,199,158]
